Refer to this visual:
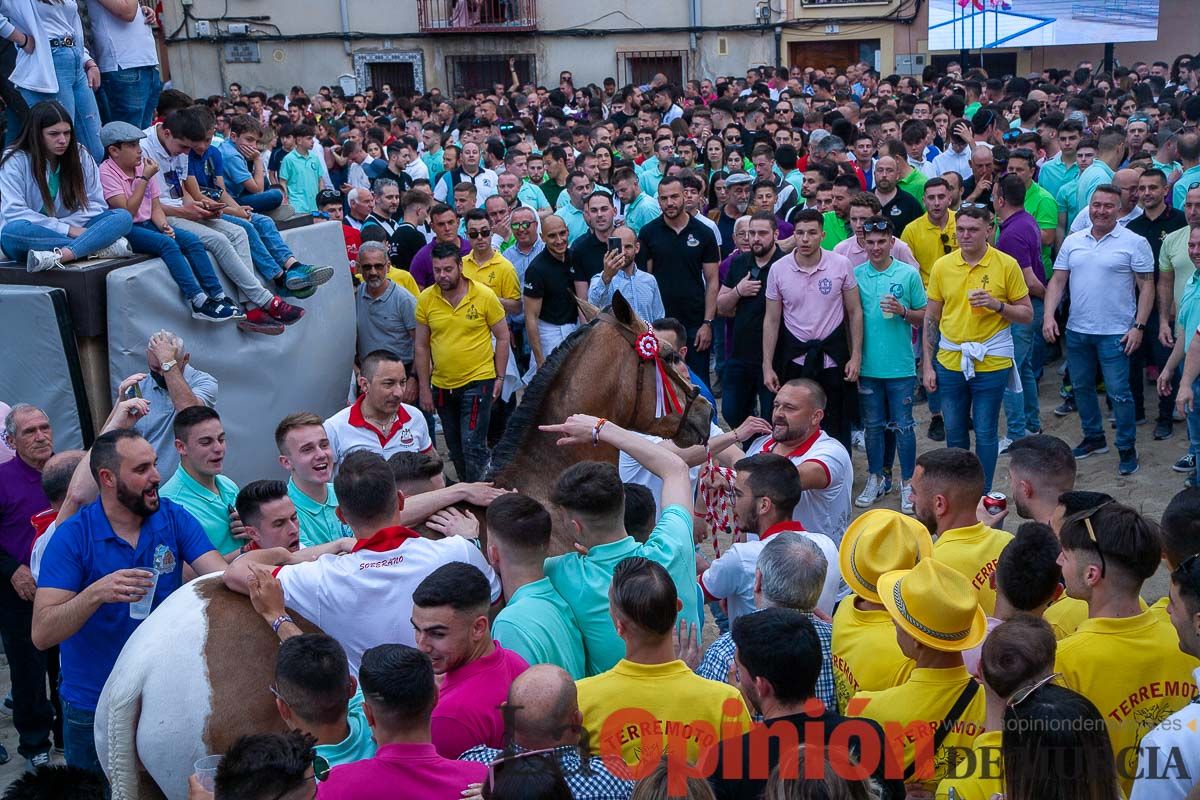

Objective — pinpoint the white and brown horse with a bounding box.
[95,293,712,798]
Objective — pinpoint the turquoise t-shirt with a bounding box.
[1174,165,1200,210]
[493,577,586,680]
[622,192,662,235]
[1056,179,1082,233]
[160,469,241,555]
[315,689,377,768]
[279,149,323,214]
[1036,154,1078,200]
[544,505,700,677]
[518,181,549,211]
[854,258,927,379]
[289,479,351,548]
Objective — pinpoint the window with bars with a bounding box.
[444,54,536,95]
[617,50,688,87]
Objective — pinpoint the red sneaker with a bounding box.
[263,296,304,325]
[238,308,285,335]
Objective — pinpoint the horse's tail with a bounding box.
[96,651,146,800]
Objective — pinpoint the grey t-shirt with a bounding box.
[355,281,417,363]
[133,365,218,476]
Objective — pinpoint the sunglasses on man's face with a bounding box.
[511,221,534,231]
[861,221,891,233]
[467,228,492,239]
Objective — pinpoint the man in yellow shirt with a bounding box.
[923,205,1033,492]
[1045,490,1114,637]
[902,177,958,442]
[414,242,509,482]
[852,558,988,794]
[832,509,930,712]
[462,208,522,316]
[577,557,751,769]
[911,448,1012,615]
[1054,501,1200,796]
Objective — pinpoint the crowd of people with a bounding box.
[4,37,1200,800]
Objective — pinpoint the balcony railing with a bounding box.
[418,0,538,33]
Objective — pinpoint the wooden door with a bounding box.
[788,40,862,72]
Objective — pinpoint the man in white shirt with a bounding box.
[1069,168,1143,233]
[700,452,841,620]
[744,379,854,544]
[87,0,161,129]
[1043,184,1156,476]
[223,450,498,675]
[324,351,431,465]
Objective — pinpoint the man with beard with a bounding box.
[717,212,781,427]
[34,429,228,774]
[612,167,661,237]
[569,190,617,297]
[409,204,470,290]
[160,406,247,559]
[131,330,217,478]
[416,243,509,483]
[822,175,860,249]
[873,156,923,236]
[743,379,854,544]
[717,173,752,258]
[325,350,432,466]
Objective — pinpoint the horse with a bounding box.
[95,291,712,799]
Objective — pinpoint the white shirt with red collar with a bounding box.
[699,520,841,621]
[744,429,853,545]
[324,396,433,465]
[274,525,499,676]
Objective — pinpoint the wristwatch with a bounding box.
[160,359,177,373]
[1134,322,1147,331]
[701,319,713,327]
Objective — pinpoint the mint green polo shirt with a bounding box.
[544,505,700,677]
[1174,165,1200,210]
[854,258,927,379]
[160,469,241,555]
[639,160,665,197]
[1177,275,1200,354]
[1036,154,1078,200]
[493,577,586,680]
[289,479,351,548]
[315,689,377,768]
[1024,181,1059,277]
[518,181,550,211]
[622,192,662,235]
[1056,179,1082,233]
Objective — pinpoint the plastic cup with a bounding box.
[971,291,992,316]
[194,754,222,791]
[881,294,895,319]
[128,568,159,620]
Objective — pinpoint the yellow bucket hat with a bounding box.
[878,559,988,652]
[839,509,933,603]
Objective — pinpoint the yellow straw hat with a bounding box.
[839,509,933,603]
[878,559,988,652]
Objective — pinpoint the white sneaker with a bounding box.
[851,430,866,451]
[26,248,64,272]
[89,237,133,261]
[998,436,1013,455]
[900,480,915,515]
[855,474,886,508]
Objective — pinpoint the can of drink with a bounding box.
[982,492,1007,515]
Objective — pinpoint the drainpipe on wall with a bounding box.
[340,0,352,55]
[689,0,700,70]
[774,25,782,67]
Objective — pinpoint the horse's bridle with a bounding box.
[595,311,704,441]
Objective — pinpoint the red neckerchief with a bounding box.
[761,428,822,459]
[760,520,806,541]
[351,525,422,553]
[347,395,413,447]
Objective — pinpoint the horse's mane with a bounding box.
[484,319,598,479]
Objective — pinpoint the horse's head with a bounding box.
[586,292,712,448]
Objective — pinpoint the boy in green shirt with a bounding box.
[278,122,326,215]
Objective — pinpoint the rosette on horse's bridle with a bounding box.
[633,329,684,419]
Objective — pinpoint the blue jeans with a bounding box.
[237,188,284,213]
[97,64,161,129]
[19,45,102,161]
[721,358,774,428]
[1002,297,1043,438]
[0,209,132,261]
[1187,378,1200,485]
[220,213,293,280]
[1066,329,1136,450]
[63,699,102,776]
[126,221,223,301]
[935,362,1010,492]
[859,376,917,480]
[435,379,495,482]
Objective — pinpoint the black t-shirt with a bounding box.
[878,189,924,235]
[541,178,565,208]
[716,211,739,259]
[569,231,608,286]
[1127,206,1187,267]
[722,246,782,363]
[960,175,994,212]
[638,215,721,328]
[392,222,427,269]
[523,250,579,325]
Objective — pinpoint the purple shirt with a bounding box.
[409,236,470,288]
[0,456,48,571]
[317,743,487,800]
[997,210,1044,282]
[431,642,529,758]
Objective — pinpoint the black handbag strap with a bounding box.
[903,679,981,782]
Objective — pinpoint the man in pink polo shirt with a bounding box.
[315,643,487,799]
[762,207,864,450]
[411,562,529,758]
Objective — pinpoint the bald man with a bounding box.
[962,146,996,210]
[523,215,582,379]
[458,664,635,796]
[1069,168,1144,233]
[586,225,665,324]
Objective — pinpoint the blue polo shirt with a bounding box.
[39,497,214,710]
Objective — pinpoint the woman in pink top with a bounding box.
[96,121,240,323]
